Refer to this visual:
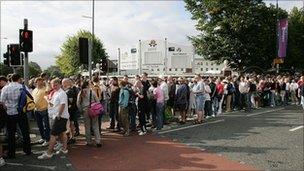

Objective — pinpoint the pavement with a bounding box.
[1,105,303,170]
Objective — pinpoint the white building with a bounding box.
[119,39,224,76]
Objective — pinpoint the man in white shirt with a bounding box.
[159,76,169,123]
[38,78,69,159]
[239,77,249,110]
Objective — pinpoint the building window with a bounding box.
[216,68,219,70]
[206,62,208,66]
[151,69,154,71]
[169,68,172,71]
[211,62,214,66]
[181,68,184,71]
[206,68,208,71]
[201,68,203,71]
[157,69,159,71]
[211,68,213,70]
[163,68,165,71]
[175,69,177,71]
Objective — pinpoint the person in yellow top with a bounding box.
[32,77,50,147]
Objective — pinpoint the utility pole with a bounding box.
[89,0,95,81]
[23,19,29,85]
[276,0,279,74]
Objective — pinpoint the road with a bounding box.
[1,106,303,170]
[160,106,304,170]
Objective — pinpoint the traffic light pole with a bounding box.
[23,19,29,86]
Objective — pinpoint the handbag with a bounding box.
[88,102,104,118]
[88,90,104,118]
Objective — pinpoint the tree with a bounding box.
[29,61,42,77]
[43,65,64,78]
[284,7,304,71]
[56,30,107,76]
[0,61,41,78]
[0,63,13,76]
[185,0,288,71]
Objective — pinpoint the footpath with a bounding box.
[68,121,257,170]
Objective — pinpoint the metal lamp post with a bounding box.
[82,0,95,81]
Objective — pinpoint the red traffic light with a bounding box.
[24,31,29,39]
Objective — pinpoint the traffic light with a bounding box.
[3,52,9,66]
[9,44,22,66]
[101,58,108,73]
[79,38,88,65]
[19,29,33,52]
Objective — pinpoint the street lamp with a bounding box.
[81,0,95,81]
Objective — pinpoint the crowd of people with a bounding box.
[0,72,303,166]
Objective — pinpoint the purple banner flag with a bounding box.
[278,18,288,58]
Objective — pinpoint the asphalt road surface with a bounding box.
[160,106,304,170]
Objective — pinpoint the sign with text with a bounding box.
[278,18,288,58]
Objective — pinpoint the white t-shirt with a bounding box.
[160,81,169,101]
[48,88,69,119]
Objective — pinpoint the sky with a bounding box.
[0,0,303,69]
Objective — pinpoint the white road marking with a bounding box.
[26,164,56,170]
[158,119,225,134]
[6,162,23,166]
[289,126,304,132]
[6,162,56,170]
[246,108,284,116]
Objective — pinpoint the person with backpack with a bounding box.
[118,80,130,136]
[0,74,32,159]
[76,81,101,147]
[32,77,50,147]
[123,75,137,132]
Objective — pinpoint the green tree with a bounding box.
[0,63,13,76]
[28,61,42,77]
[284,7,304,71]
[43,65,64,78]
[56,30,107,76]
[185,0,288,71]
[13,61,42,78]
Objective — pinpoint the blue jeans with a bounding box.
[35,110,50,141]
[156,103,164,130]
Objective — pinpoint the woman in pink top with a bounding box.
[152,81,164,130]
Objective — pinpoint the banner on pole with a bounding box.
[278,18,288,58]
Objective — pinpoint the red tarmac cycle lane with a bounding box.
[68,132,256,170]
